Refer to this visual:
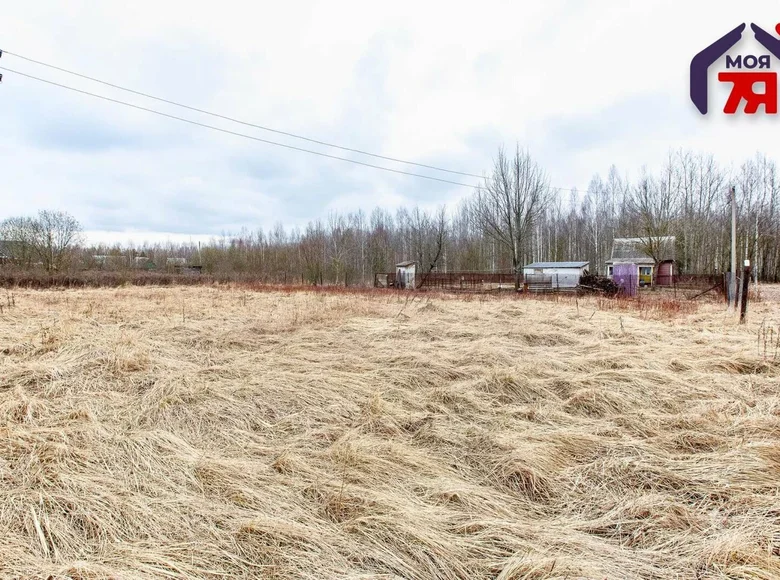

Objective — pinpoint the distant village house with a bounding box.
[605,237,675,287]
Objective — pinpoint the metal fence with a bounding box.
[374,271,516,290]
[611,273,726,297]
[375,270,730,296]
[658,273,724,289]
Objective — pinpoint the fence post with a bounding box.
[740,261,751,324]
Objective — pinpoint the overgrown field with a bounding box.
[1,287,779,579]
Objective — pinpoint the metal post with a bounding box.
[729,186,737,309]
[740,260,751,324]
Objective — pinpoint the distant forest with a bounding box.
[3,148,780,284]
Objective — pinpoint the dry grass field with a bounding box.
[1,286,779,579]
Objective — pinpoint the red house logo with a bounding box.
[690,23,780,114]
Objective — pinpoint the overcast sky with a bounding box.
[2,1,780,246]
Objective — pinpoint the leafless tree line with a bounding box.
[3,147,780,283]
[0,210,83,273]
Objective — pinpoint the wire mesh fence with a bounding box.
[758,320,780,361]
[374,269,732,299]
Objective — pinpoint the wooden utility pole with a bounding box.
[729,186,737,309]
[740,260,751,324]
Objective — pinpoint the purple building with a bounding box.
[612,263,638,297]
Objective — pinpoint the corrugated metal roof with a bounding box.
[605,257,656,265]
[396,261,416,267]
[609,237,675,262]
[523,261,589,269]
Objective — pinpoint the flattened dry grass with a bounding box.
[0,286,779,579]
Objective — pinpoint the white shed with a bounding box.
[395,261,417,290]
[522,261,589,290]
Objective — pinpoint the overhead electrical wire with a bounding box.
[1,49,484,179]
[0,50,586,194]
[0,66,480,188]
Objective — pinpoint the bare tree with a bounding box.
[1,210,82,272]
[473,145,552,289]
[4,147,780,284]
[628,169,677,264]
[300,220,326,285]
[32,211,84,272]
[327,213,354,285]
[0,216,37,267]
[409,206,448,288]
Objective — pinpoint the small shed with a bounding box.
[395,261,416,290]
[606,237,676,287]
[522,261,589,290]
[656,260,674,286]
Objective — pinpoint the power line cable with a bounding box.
[0,65,480,188]
[0,58,586,194]
[1,49,485,179]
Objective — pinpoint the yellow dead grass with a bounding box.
[0,286,779,579]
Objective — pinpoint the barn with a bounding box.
[522,261,589,291]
